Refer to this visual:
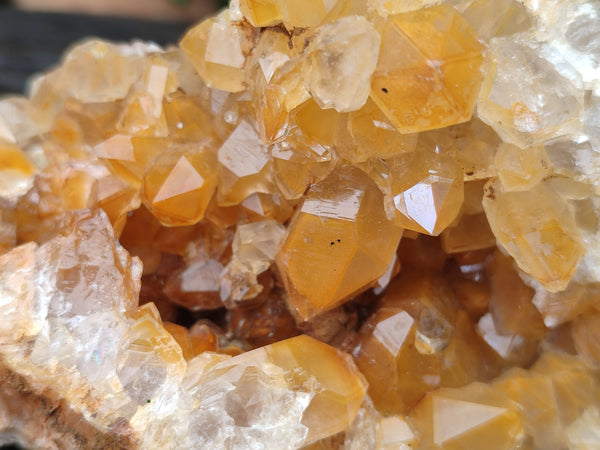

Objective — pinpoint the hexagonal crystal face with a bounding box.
[410,383,524,449]
[482,180,585,292]
[370,5,485,133]
[478,37,583,148]
[143,150,218,227]
[276,165,402,320]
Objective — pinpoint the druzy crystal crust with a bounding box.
[1,0,600,449]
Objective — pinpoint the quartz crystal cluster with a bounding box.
[1,0,600,448]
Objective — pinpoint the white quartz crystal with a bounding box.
[478,35,583,148]
[303,16,380,113]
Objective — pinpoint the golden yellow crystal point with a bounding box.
[239,0,282,27]
[276,165,402,320]
[410,382,525,449]
[482,178,585,292]
[370,5,486,133]
[266,335,367,443]
[143,147,218,226]
[179,10,254,93]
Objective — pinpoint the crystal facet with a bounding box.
[3,1,600,447]
[370,5,486,133]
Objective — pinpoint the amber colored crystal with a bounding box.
[153,223,210,256]
[244,28,304,143]
[410,382,524,449]
[375,415,418,449]
[239,0,282,27]
[0,202,16,254]
[188,321,219,355]
[449,271,490,320]
[0,142,36,177]
[486,250,547,339]
[240,0,352,29]
[483,179,585,292]
[493,368,565,449]
[276,165,402,320]
[441,310,505,387]
[116,56,178,138]
[142,146,218,226]
[0,143,37,225]
[398,234,448,272]
[163,321,196,360]
[272,100,339,199]
[572,311,600,369]
[388,136,464,235]
[16,163,101,243]
[354,303,442,415]
[271,139,338,201]
[89,174,141,237]
[441,180,496,253]
[495,142,552,191]
[179,11,255,93]
[531,352,600,428]
[163,258,223,310]
[335,98,418,163]
[94,134,155,187]
[385,273,458,356]
[119,205,163,249]
[265,335,367,443]
[163,92,216,142]
[217,119,276,206]
[239,191,296,223]
[354,271,456,414]
[441,212,496,253]
[370,5,486,133]
[476,312,540,369]
[278,0,350,29]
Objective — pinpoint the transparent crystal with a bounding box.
[303,16,380,113]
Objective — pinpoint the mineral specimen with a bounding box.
[1,0,600,448]
[370,5,486,133]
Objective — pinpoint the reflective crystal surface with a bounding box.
[2,0,600,448]
[483,179,585,292]
[410,382,525,449]
[303,16,380,113]
[276,165,402,320]
[478,35,583,148]
[370,5,486,133]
